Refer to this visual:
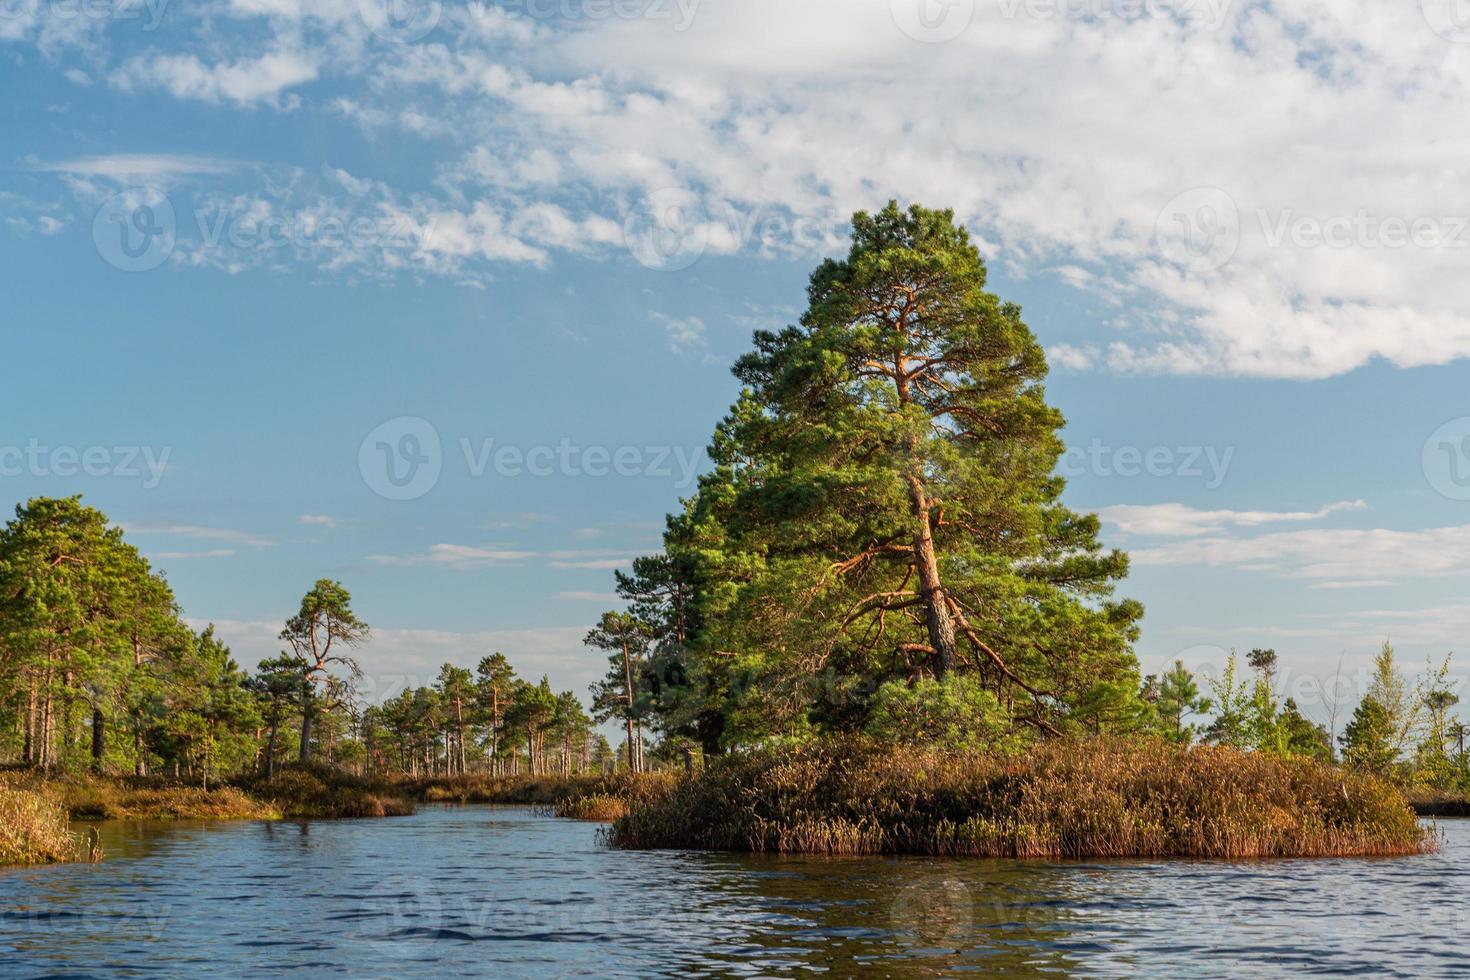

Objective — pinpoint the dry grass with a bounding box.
[407,772,675,816]
[253,763,415,818]
[554,794,629,822]
[0,771,278,822]
[0,784,81,865]
[611,737,1435,859]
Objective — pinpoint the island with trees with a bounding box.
[1,204,1456,865]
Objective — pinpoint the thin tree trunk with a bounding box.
[91,707,105,773]
[23,679,36,767]
[299,689,313,763]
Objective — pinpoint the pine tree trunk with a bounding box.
[299,690,313,763]
[23,680,36,767]
[91,708,105,773]
[908,476,957,677]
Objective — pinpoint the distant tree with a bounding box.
[474,653,516,776]
[586,612,654,773]
[1204,651,1251,748]
[1341,696,1397,775]
[1154,660,1211,744]
[1365,641,1420,759]
[1277,699,1332,762]
[589,734,616,774]
[1244,648,1284,754]
[1415,659,1459,789]
[279,580,369,763]
[253,655,307,778]
[435,663,474,776]
[506,678,557,776]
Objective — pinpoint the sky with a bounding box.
[4,0,1470,731]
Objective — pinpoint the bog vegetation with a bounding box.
[0,204,1458,861]
[611,738,1429,858]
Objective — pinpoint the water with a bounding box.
[2,807,1465,978]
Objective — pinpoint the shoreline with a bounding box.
[3,742,1447,865]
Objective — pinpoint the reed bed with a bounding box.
[409,771,676,821]
[0,784,82,865]
[610,738,1435,859]
[0,771,278,822]
[254,763,415,818]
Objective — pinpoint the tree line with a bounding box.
[0,496,624,782]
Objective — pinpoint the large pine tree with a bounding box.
[666,203,1143,744]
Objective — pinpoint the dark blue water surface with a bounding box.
[1,807,1464,978]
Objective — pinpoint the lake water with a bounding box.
[1,807,1465,978]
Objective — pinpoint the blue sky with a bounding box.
[5,0,1470,728]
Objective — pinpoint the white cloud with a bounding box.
[24,1,1470,376]
[1132,523,1470,584]
[298,513,340,527]
[651,311,708,356]
[35,154,238,178]
[112,49,318,106]
[369,544,633,571]
[367,544,540,567]
[548,558,630,570]
[154,548,238,559]
[556,591,619,602]
[1100,499,1367,536]
[122,522,277,547]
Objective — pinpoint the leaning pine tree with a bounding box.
[673,202,1143,743]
